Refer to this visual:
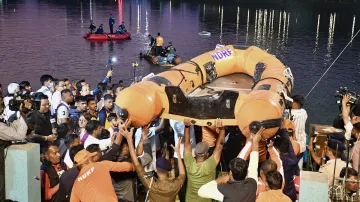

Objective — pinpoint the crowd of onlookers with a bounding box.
[0,71,360,202]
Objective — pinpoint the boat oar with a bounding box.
[104,33,111,40]
[146,44,154,56]
[119,28,131,38]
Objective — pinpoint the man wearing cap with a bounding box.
[59,130,125,202]
[308,137,348,186]
[120,125,186,202]
[184,119,225,202]
[70,148,135,202]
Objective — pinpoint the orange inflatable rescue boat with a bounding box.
[116,45,294,157]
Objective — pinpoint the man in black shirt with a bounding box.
[198,127,265,202]
[27,93,56,147]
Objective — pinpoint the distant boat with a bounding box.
[83,32,131,41]
[199,31,211,36]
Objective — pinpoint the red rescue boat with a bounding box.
[83,32,131,41]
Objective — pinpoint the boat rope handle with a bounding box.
[168,68,199,87]
[305,28,360,99]
[168,69,197,75]
[186,60,205,86]
[177,70,186,86]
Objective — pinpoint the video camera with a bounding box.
[333,87,360,129]
[335,87,360,106]
[8,91,43,113]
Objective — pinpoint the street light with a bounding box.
[107,57,117,83]
[132,62,139,82]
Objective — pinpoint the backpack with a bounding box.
[54,103,69,124]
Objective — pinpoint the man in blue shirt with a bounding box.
[119,21,127,33]
[109,14,115,34]
[96,24,104,34]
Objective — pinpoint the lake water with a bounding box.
[0,0,360,126]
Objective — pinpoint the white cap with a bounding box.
[7,83,19,94]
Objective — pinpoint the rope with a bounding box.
[305,29,360,99]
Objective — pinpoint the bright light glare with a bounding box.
[111,57,117,63]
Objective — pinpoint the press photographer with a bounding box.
[340,92,360,172]
[0,84,29,201]
[3,83,20,121]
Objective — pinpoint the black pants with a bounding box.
[110,24,114,34]
[174,157,186,202]
[155,46,162,56]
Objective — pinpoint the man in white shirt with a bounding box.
[36,74,54,105]
[134,119,164,172]
[83,120,112,151]
[56,89,74,125]
[290,95,308,154]
[0,111,28,141]
[51,80,65,115]
[308,137,348,186]
[63,134,81,168]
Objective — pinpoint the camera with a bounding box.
[333,87,360,129]
[8,91,32,112]
[8,91,43,113]
[335,87,360,106]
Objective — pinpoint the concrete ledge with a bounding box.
[299,171,329,202]
[5,143,40,202]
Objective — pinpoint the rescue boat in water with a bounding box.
[83,32,131,41]
[116,45,294,159]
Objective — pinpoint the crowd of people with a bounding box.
[0,69,360,202]
[89,14,127,35]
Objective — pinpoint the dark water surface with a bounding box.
[1,0,360,126]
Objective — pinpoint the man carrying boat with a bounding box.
[155,32,164,56]
[96,24,104,34]
[109,14,115,34]
[89,21,96,34]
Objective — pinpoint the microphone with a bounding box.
[50,118,57,131]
